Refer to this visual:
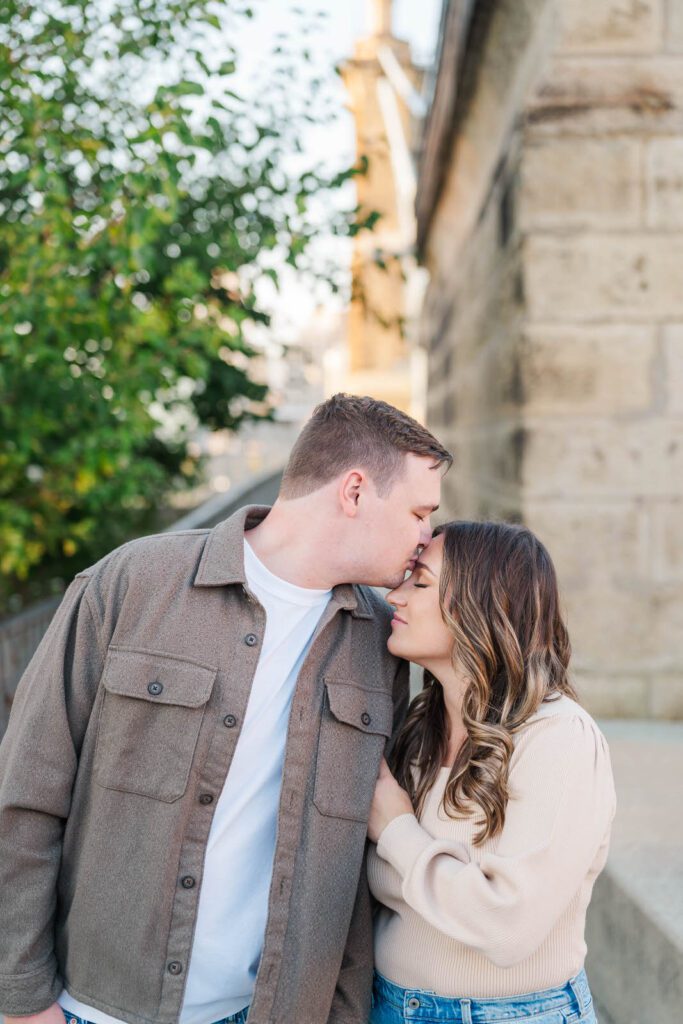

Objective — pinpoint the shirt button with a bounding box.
[361,712,371,726]
[223,714,237,728]
[199,793,214,805]
[167,960,183,975]
[147,681,163,696]
[181,875,196,889]
[244,633,258,647]
[407,997,420,1009]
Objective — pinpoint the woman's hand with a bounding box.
[368,757,414,843]
[4,1004,65,1024]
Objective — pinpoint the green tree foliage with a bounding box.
[0,0,367,613]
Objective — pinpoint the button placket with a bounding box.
[158,596,268,1024]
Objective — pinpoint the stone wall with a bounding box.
[419,0,683,717]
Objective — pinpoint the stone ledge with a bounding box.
[586,720,683,1023]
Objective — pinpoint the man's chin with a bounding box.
[380,573,406,591]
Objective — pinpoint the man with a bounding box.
[0,393,451,1024]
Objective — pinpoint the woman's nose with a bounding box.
[387,587,407,607]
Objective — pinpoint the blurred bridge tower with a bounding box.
[337,0,428,419]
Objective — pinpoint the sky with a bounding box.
[233,0,444,170]
[226,0,445,343]
[233,0,444,71]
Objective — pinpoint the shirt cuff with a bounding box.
[376,813,434,878]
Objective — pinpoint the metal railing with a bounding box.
[0,467,283,739]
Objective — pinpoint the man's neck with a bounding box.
[245,501,342,590]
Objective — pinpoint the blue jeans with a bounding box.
[370,968,597,1024]
[61,1008,250,1024]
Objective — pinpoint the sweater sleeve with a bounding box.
[374,712,616,968]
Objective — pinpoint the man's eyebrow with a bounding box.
[412,560,437,576]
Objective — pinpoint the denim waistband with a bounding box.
[372,968,593,1022]
[61,1007,249,1024]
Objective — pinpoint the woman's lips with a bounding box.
[391,615,407,626]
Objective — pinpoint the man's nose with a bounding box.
[420,522,433,547]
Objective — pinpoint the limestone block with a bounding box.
[645,137,683,226]
[526,57,683,137]
[651,587,683,663]
[519,419,683,499]
[577,674,650,717]
[520,136,642,229]
[523,499,648,587]
[663,324,683,413]
[525,234,683,321]
[567,585,677,672]
[464,422,526,490]
[421,0,555,272]
[556,0,663,56]
[649,674,683,716]
[437,422,525,520]
[665,0,683,52]
[520,325,656,415]
[651,499,683,579]
[459,332,524,425]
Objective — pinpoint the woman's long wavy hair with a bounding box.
[389,520,578,845]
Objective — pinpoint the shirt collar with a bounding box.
[192,503,374,619]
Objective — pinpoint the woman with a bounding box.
[367,521,616,1024]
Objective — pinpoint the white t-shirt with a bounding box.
[59,537,332,1024]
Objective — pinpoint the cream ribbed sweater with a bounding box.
[367,695,616,997]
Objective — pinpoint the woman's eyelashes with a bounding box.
[413,583,428,589]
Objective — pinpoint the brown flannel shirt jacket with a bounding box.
[0,504,409,1024]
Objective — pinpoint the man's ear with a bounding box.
[339,469,364,517]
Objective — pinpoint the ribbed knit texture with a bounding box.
[367,695,616,997]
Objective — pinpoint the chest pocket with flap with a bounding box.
[94,646,218,803]
[313,678,394,822]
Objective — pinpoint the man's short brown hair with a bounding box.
[279,393,452,499]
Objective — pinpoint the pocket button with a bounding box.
[361,711,371,725]
[147,681,163,696]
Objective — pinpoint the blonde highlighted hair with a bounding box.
[389,520,578,844]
